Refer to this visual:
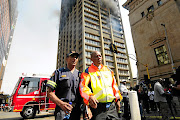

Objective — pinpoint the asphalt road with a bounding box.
[0,111,55,120]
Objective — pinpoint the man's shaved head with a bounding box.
[90,51,102,66]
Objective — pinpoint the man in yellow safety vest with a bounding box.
[79,51,122,120]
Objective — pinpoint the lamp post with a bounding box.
[161,24,176,74]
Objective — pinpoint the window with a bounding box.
[85,45,100,51]
[18,77,40,94]
[154,45,170,65]
[104,43,109,48]
[103,38,111,43]
[141,12,145,17]
[106,62,114,66]
[85,33,100,40]
[119,76,128,81]
[85,22,99,29]
[85,38,100,46]
[105,55,113,60]
[147,5,154,12]
[86,58,91,64]
[85,51,91,57]
[157,0,162,6]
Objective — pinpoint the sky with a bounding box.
[1,0,137,95]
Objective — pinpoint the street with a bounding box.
[0,111,55,120]
[1,110,180,120]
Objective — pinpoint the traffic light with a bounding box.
[109,43,118,53]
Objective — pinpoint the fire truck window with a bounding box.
[18,77,40,94]
[18,81,28,94]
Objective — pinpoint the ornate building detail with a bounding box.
[146,11,154,21]
[149,37,166,46]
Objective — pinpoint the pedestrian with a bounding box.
[154,78,170,120]
[47,51,82,120]
[141,84,150,114]
[119,80,130,119]
[172,66,180,103]
[148,88,156,111]
[79,51,122,120]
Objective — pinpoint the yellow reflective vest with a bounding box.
[79,63,122,105]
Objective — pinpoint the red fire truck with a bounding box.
[9,74,56,119]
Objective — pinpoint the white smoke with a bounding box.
[96,0,119,15]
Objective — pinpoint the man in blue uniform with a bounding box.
[46,51,82,120]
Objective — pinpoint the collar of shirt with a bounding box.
[92,63,103,70]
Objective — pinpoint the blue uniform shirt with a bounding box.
[47,67,81,103]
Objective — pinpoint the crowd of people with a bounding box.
[131,75,180,120]
[46,50,180,120]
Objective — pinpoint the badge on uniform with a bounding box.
[97,75,101,80]
[61,75,66,77]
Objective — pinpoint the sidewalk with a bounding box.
[121,99,180,120]
[142,110,180,120]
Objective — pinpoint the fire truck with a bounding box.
[9,73,56,119]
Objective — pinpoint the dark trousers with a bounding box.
[90,102,120,120]
[123,97,129,118]
[55,104,81,120]
[149,100,156,111]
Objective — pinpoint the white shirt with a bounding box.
[154,82,167,102]
[148,91,154,100]
[119,83,128,97]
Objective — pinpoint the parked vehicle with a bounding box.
[9,74,55,119]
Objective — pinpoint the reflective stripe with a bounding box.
[94,87,115,102]
[98,96,115,102]
[17,96,45,98]
[47,80,57,88]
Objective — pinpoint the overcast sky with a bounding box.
[1,0,137,95]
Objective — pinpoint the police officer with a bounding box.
[47,51,82,120]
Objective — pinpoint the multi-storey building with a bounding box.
[123,0,180,81]
[57,0,133,86]
[0,0,18,89]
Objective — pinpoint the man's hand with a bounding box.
[47,87,73,114]
[58,101,73,114]
[116,100,121,113]
[89,95,99,109]
[84,106,93,120]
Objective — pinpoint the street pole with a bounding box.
[127,54,150,81]
[161,24,176,74]
[145,64,150,79]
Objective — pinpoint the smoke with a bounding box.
[96,0,119,15]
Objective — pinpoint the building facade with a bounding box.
[57,0,133,85]
[123,0,180,81]
[0,0,18,89]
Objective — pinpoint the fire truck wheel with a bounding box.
[21,106,36,119]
